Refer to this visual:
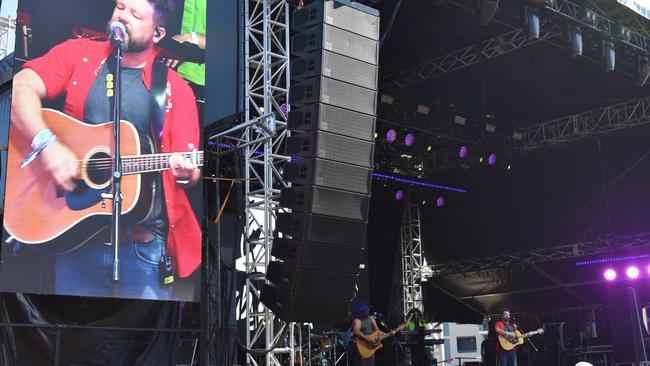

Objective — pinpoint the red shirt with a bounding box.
[24,38,201,278]
[494,320,517,352]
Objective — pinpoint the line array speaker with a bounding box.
[261,0,379,323]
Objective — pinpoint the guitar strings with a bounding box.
[75,153,204,171]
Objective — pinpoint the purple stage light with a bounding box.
[488,153,497,166]
[459,146,468,159]
[603,269,617,281]
[436,197,445,207]
[386,129,397,143]
[404,133,415,146]
[395,190,404,201]
[280,103,288,118]
[626,266,640,279]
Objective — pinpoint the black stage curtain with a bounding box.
[0,294,195,366]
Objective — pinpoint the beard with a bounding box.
[106,22,152,53]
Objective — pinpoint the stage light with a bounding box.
[374,132,379,139]
[404,133,415,146]
[568,26,583,58]
[626,266,640,279]
[524,5,540,39]
[436,197,445,207]
[603,269,617,281]
[647,265,650,275]
[512,131,523,141]
[637,56,650,87]
[386,129,397,143]
[479,156,484,163]
[426,145,433,152]
[422,200,427,205]
[459,146,469,159]
[395,190,404,201]
[478,0,498,26]
[454,115,467,126]
[485,124,496,133]
[280,103,288,117]
[488,153,497,166]
[417,105,430,115]
[602,41,615,73]
[507,164,512,171]
[381,94,394,105]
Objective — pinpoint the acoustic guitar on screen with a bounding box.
[3,108,203,253]
[498,328,544,351]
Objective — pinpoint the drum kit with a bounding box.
[304,329,350,366]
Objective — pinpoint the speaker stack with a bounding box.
[260,0,379,323]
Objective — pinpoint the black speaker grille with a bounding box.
[293,0,380,40]
[284,158,372,194]
[291,77,377,116]
[292,24,378,65]
[276,213,367,246]
[260,283,352,323]
[280,186,370,221]
[285,130,374,168]
[288,104,375,142]
[292,50,378,90]
[266,261,357,300]
[271,237,363,273]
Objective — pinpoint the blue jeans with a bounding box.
[497,349,517,366]
[55,235,173,300]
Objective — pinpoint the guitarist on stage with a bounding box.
[494,308,518,366]
[349,303,394,366]
[7,0,201,300]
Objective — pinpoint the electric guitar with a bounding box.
[498,328,544,351]
[355,322,407,359]
[3,109,203,253]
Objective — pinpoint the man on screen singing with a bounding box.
[8,0,201,300]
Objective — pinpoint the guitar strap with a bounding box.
[149,61,177,287]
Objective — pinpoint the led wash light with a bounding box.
[626,266,640,279]
[604,269,617,281]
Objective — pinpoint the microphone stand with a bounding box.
[110,41,124,283]
[526,337,539,366]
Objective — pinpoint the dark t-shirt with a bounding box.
[84,63,167,238]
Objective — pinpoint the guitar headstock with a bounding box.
[536,328,544,335]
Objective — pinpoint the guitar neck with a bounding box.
[122,151,204,175]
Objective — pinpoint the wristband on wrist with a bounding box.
[190,31,199,45]
[21,129,57,168]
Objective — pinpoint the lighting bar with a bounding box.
[373,173,467,193]
[576,253,650,266]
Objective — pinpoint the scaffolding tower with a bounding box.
[400,201,444,362]
[241,0,294,365]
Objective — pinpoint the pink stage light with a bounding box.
[626,266,640,279]
[603,269,617,281]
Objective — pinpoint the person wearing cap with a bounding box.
[349,303,393,366]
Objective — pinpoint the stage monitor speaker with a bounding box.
[607,287,648,362]
[292,0,380,40]
[276,212,367,246]
[260,283,352,323]
[266,261,358,300]
[292,23,379,65]
[292,50,378,90]
[290,76,377,115]
[271,237,363,273]
[280,185,370,221]
[288,103,375,142]
[285,130,374,168]
[284,158,372,194]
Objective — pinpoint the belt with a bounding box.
[95,225,158,244]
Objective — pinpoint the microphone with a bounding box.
[109,21,127,50]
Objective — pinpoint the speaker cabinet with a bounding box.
[288,103,375,142]
[276,213,367,246]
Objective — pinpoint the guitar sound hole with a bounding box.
[86,151,112,187]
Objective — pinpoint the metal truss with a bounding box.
[240,1,294,365]
[0,16,15,61]
[517,96,650,151]
[382,0,650,92]
[382,27,559,92]
[429,231,650,277]
[401,201,425,313]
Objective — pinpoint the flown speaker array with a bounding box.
[260,0,380,323]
